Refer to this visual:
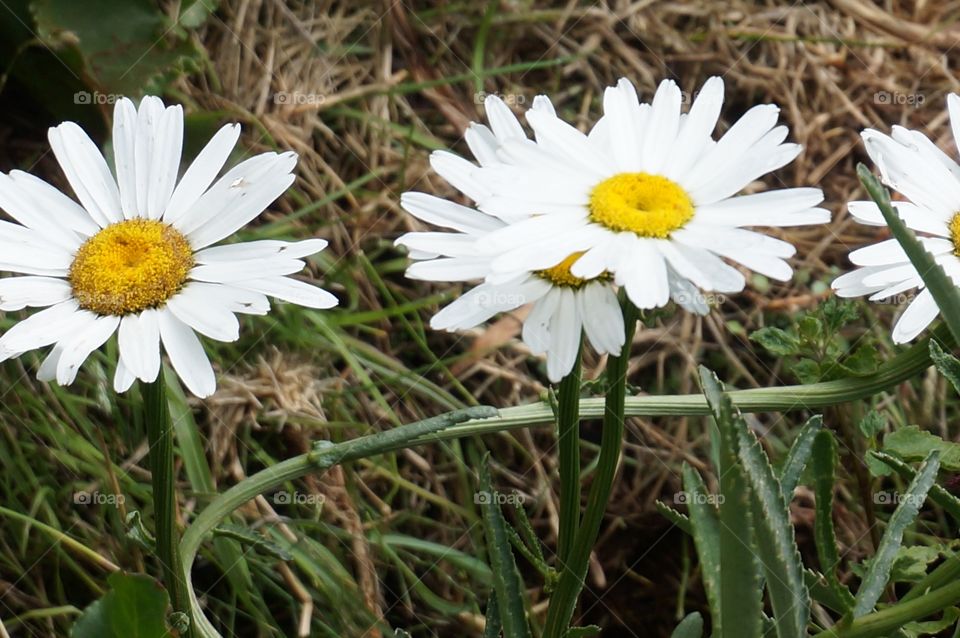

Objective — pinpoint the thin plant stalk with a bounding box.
[143,368,190,632]
[542,300,640,637]
[556,340,583,565]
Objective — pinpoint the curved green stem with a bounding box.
[812,579,960,638]
[178,325,947,637]
[542,302,639,637]
[556,343,583,565]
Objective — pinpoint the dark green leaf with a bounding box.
[930,339,960,396]
[71,573,170,638]
[812,430,854,611]
[750,327,801,357]
[882,426,960,470]
[858,411,886,439]
[871,451,960,523]
[780,415,824,503]
[670,612,703,638]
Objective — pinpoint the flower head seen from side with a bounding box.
[833,93,960,343]
[0,96,337,397]
[452,77,829,311]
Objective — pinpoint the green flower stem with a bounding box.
[542,301,640,637]
[143,369,190,633]
[178,324,948,637]
[556,342,583,565]
[812,579,960,638]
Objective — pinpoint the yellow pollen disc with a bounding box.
[69,219,194,316]
[536,252,589,288]
[951,213,960,257]
[589,172,694,238]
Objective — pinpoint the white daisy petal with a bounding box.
[118,309,161,382]
[0,300,80,361]
[48,122,122,227]
[158,309,216,398]
[0,277,72,310]
[639,79,682,173]
[167,283,240,342]
[546,289,583,382]
[892,288,940,344]
[6,171,100,236]
[114,356,137,393]
[579,283,624,355]
[56,314,120,385]
[241,277,339,309]
[164,123,242,224]
[113,98,140,219]
[195,238,328,263]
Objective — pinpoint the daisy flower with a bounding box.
[439,77,828,310]
[833,94,960,343]
[397,97,624,382]
[0,96,337,397]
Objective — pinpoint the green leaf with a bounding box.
[483,594,502,638]
[780,415,824,503]
[930,339,960,395]
[811,430,854,612]
[882,426,960,470]
[902,606,960,637]
[681,463,722,617]
[735,388,809,638]
[858,164,960,345]
[858,411,886,439]
[33,0,200,95]
[478,456,531,638]
[656,500,692,535]
[853,451,941,617]
[871,451,960,523]
[699,367,762,638]
[890,546,943,583]
[212,524,293,561]
[790,359,822,384]
[71,572,170,638]
[670,612,703,638]
[565,626,601,637]
[751,327,801,356]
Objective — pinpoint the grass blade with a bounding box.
[681,464,721,616]
[853,450,941,617]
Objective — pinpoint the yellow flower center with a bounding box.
[536,252,590,288]
[588,172,694,238]
[69,219,194,316]
[951,213,960,256]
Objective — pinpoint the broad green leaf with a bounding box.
[811,430,854,611]
[930,339,960,395]
[699,367,762,638]
[903,606,960,637]
[882,426,960,470]
[871,451,960,523]
[670,612,703,638]
[780,415,824,503]
[478,456,531,638]
[735,390,809,638]
[890,546,943,583]
[71,572,170,638]
[853,451,940,617]
[33,0,200,95]
[858,164,960,345]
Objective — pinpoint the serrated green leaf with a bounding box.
[70,573,170,638]
[751,327,801,357]
[735,394,809,638]
[882,426,960,470]
[858,164,960,345]
[790,358,822,384]
[930,339,960,396]
[812,430,854,612]
[871,451,960,523]
[853,451,941,617]
[681,464,721,619]
[837,344,881,377]
[700,367,762,638]
[670,612,703,638]
[859,411,886,439]
[483,594,502,638]
[780,415,824,503]
[656,500,692,535]
[478,456,531,638]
